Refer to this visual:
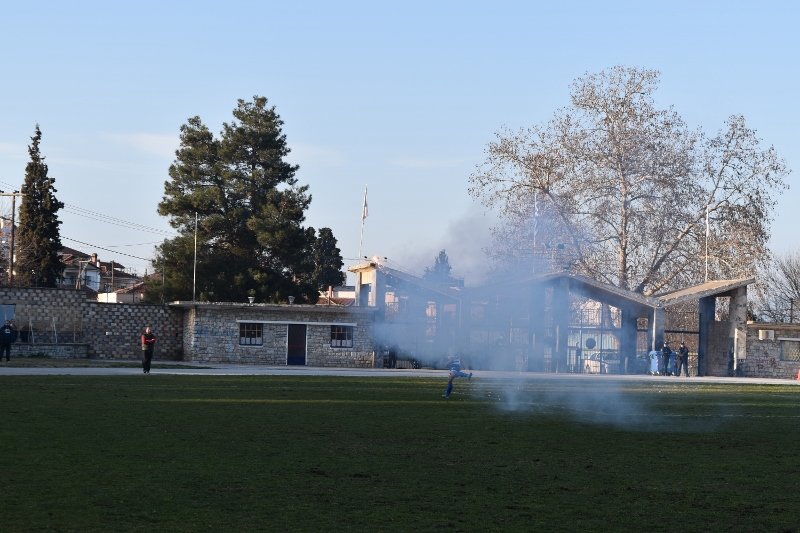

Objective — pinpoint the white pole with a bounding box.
[532,191,538,274]
[705,204,710,282]
[193,212,198,302]
[358,185,368,259]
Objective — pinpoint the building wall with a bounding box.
[181,303,377,367]
[0,287,183,359]
[741,323,800,379]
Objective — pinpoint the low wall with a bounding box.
[741,322,800,379]
[0,287,183,360]
[9,343,89,359]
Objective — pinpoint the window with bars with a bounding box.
[780,339,800,361]
[239,322,263,346]
[330,325,353,348]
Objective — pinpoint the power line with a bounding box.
[62,236,155,262]
[0,178,177,237]
[62,205,175,236]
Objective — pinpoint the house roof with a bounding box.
[115,281,146,294]
[99,260,128,271]
[655,278,755,306]
[465,271,659,312]
[351,260,755,312]
[168,301,378,317]
[316,295,355,306]
[60,246,90,259]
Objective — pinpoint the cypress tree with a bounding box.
[16,126,65,287]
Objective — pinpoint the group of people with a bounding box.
[654,340,690,377]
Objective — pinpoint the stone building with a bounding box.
[0,287,378,368]
[172,301,377,367]
[741,323,800,379]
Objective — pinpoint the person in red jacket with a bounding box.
[141,327,157,374]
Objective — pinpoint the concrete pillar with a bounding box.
[529,283,546,372]
[620,308,639,374]
[697,296,715,377]
[552,277,570,373]
[651,306,665,351]
[374,269,386,312]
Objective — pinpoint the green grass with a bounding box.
[1,375,799,532]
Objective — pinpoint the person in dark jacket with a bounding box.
[141,327,157,374]
[661,341,673,376]
[676,341,690,377]
[0,320,18,361]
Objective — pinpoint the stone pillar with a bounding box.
[730,286,748,374]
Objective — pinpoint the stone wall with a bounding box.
[1,287,183,359]
[741,323,800,379]
[11,343,89,359]
[178,302,377,367]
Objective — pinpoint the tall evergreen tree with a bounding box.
[152,96,327,303]
[16,126,64,287]
[311,227,346,290]
[424,249,454,284]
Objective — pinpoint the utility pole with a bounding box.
[0,191,23,285]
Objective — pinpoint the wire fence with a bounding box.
[17,317,86,344]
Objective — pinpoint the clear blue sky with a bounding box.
[1,1,797,284]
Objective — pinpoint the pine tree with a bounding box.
[153,96,333,303]
[16,126,64,287]
[424,250,454,284]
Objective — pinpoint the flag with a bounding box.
[361,186,368,222]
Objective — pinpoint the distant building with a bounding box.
[96,281,147,304]
[349,259,753,377]
[59,248,101,292]
[317,285,356,306]
[59,247,143,301]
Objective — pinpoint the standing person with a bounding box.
[141,327,157,374]
[575,343,583,373]
[676,341,690,377]
[442,356,472,399]
[0,320,18,362]
[648,349,661,375]
[661,341,672,376]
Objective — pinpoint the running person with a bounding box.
[443,357,472,398]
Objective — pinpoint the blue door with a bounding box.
[287,324,306,365]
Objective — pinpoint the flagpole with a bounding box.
[359,185,368,259]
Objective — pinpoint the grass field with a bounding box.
[1,374,799,532]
